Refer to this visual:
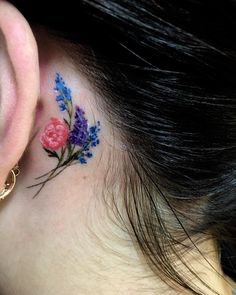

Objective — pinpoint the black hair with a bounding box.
[10,0,236,294]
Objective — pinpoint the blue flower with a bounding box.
[78,157,87,164]
[69,106,88,146]
[88,122,101,147]
[76,151,93,165]
[86,152,93,158]
[54,73,72,112]
[56,95,64,101]
[59,102,66,112]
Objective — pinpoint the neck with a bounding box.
[0,192,233,295]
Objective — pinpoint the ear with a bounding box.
[0,1,39,189]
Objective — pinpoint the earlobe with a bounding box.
[0,1,39,190]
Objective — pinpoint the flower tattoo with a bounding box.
[29,73,101,198]
[40,118,69,150]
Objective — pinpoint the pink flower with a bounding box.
[40,117,69,150]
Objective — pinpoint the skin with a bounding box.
[0,1,235,294]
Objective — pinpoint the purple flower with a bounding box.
[69,106,88,146]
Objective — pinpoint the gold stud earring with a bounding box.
[0,164,20,201]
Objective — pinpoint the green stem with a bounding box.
[30,169,58,198]
[35,146,66,180]
[66,99,73,128]
[30,159,75,198]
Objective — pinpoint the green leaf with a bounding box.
[43,147,60,160]
[48,154,58,158]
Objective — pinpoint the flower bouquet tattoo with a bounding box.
[28,73,101,198]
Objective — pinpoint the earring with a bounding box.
[0,165,20,201]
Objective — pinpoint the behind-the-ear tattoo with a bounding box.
[28,73,101,198]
